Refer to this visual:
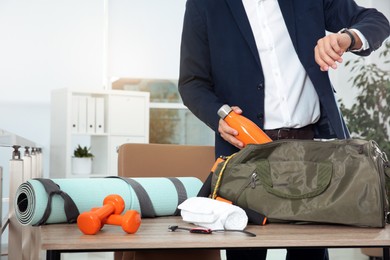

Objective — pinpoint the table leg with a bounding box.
[384,247,389,260]
[46,250,61,260]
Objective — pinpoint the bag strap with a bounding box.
[244,207,268,226]
[110,176,190,217]
[384,161,390,177]
[167,177,188,216]
[212,153,236,199]
[197,172,213,197]
[198,156,227,197]
[256,159,333,199]
[109,176,157,218]
[33,178,79,226]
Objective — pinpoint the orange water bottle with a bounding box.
[217,104,272,146]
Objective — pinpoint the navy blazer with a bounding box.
[179,0,390,157]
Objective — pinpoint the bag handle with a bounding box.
[212,153,237,199]
[256,159,332,199]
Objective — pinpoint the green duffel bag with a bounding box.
[211,139,390,227]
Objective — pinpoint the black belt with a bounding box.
[264,125,314,140]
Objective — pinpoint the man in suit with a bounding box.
[178,0,389,259]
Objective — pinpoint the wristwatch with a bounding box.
[339,28,356,52]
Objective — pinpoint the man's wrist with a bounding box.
[349,29,368,52]
[339,28,356,51]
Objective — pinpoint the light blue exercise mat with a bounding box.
[14,177,202,226]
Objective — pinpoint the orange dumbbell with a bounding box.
[104,210,141,234]
[77,194,125,235]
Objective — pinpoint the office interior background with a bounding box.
[0,0,389,256]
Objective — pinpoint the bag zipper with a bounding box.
[231,172,259,204]
[250,172,258,189]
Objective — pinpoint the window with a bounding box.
[112,78,214,145]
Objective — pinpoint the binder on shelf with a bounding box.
[71,96,79,133]
[86,96,96,134]
[95,97,105,134]
[78,96,88,133]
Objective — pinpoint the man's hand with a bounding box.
[218,106,244,149]
[314,30,361,71]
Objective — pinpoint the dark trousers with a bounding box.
[226,248,329,260]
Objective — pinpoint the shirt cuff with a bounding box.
[349,28,370,52]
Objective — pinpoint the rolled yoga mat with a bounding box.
[14,177,202,225]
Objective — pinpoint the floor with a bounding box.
[56,248,373,260]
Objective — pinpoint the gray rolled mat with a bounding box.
[14,177,202,225]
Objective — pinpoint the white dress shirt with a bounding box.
[242,0,320,130]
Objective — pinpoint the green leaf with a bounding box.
[73,145,94,158]
[340,42,390,156]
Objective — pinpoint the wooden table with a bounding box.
[39,217,390,260]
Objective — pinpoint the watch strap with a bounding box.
[340,28,356,52]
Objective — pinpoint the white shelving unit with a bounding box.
[50,88,149,178]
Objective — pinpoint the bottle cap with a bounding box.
[217,104,232,119]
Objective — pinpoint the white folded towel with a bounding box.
[178,197,248,230]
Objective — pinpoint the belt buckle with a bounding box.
[277,128,290,140]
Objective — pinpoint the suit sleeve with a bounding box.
[323,0,390,56]
[178,0,224,132]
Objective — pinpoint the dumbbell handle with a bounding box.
[82,195,124,220]
[93,204,115,219]
[104,210,141,234]
[77,194,125,235]
[105,213,122,225]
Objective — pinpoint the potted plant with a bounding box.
[339,41,390,155]
[339,41,390,259]
[72,145,94,175]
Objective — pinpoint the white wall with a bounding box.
[0,0,106,165]
[0,0,388,180]
[0,0,185,175]
[0,0,105,104]
[108,0,186,80]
